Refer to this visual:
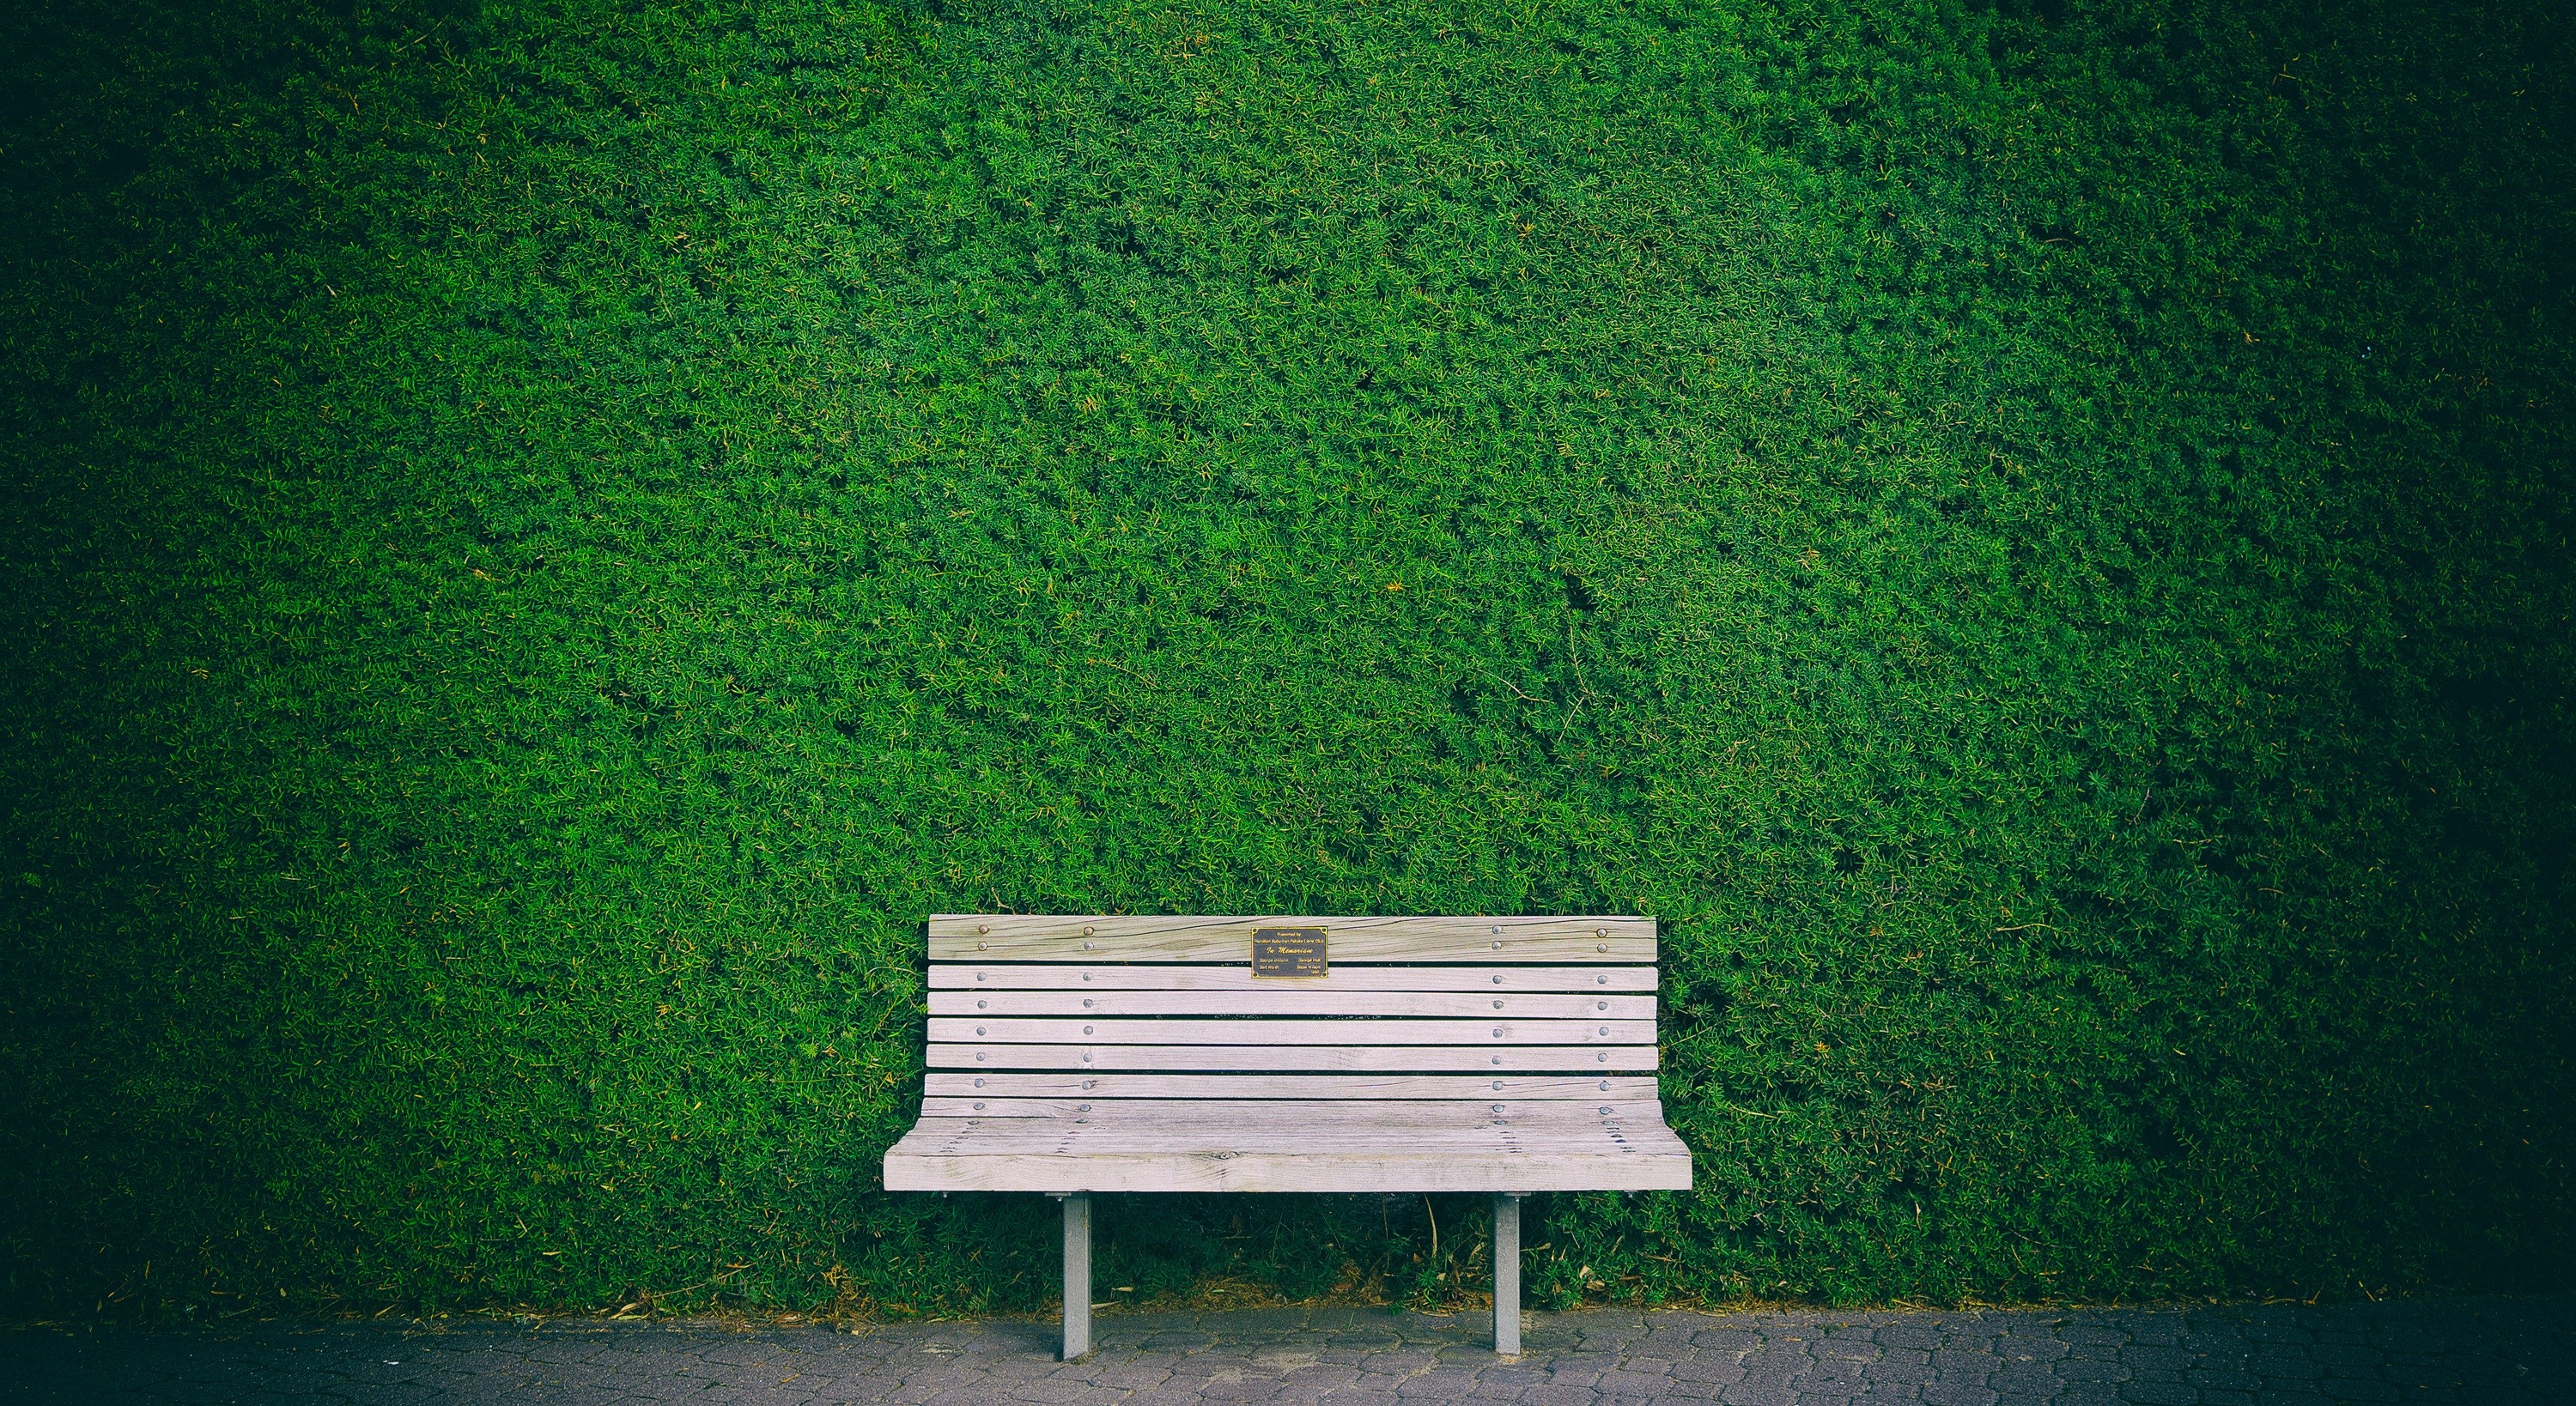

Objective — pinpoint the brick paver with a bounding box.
[4,1297,2566,1403]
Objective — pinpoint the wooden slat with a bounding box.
[923,1098,1667,1118]
[927,1017,1655,1045]
[894,1107,1671,1145]
[923,1074,1662,1100]
[883,1116,1693,1192]
[927,1043,1659,1071]
[896,1123,1680,1143]
[907,1112,1669,1133]
[884,1150,1693,1192]
[930,965,1659,992]
[928,914,1654,964]
[931,991,1656,1019]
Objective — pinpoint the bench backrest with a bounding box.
[922,914,1661,1118]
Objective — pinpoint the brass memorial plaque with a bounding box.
[1250,927,1328,979]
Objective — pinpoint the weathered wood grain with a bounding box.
[927,914,1654,963]
[929,965,1658,992]
[890,1112,1675,1148]
[896,1126,1669,1153]
[883,1152,1693,1192]
[921,1097,1668,1118]
[891,915,1692,1202]
[920,1074,1662,1101]
[927,1043,1661,1071]
[926,1017,1656,1045]
[930,991,1657,1019]
[883,1114,1693,1192]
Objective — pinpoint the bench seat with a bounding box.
[886,1102,1692,1192]
[885,914,1692,1360]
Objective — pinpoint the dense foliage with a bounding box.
[3,0,2567,1318]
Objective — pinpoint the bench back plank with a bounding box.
[931,1044,1659,1071]
[931,966,1657,991]
[930,913,1655,963]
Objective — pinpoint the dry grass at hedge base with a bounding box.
[2,0,2568,1320]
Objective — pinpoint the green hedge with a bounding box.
[3,0,2568,1318]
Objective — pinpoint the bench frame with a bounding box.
[885,915,1691,1358]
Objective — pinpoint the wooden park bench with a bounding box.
[884,915,1692,1359]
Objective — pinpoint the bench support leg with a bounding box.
[1492,1192,1524,1357]
[1054,1191,1092,1361]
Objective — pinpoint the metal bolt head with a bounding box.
[1492,1080,1503,1090]
[1492,974,1504,985]
[1492,1027,1504,1037]
[1493,999,1504,1009]
[1082,925,1095,936]
[1083,941,1093,950]
[1597,1001,1607,1010]
[975,1052,986,1061]
[975,1077,986,1088]
[1078,1103,1091,1112]
[1595,928,1607,938]
[1597,942,1607,952]
[1081,1079,1094,1089]
[1598,1080,1609,1090]
[1596,1051,1607,1062]
[977,942,988,950]
[1083,997,1093,1008]
[1599,1026,1608,1035]
[976,1026,986,1035]
[1492,1103,1504,1113]
[1599,1105,1612,1115]
[978,924,990,935]
[1083,1025,1093,1034]
[1492,939,1502,948]
[1492,1054,1503,1064]
[977,999,987,1009]
[974,1101,985,1110]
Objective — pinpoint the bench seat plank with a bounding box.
[933,965,1659,992]
[924,1074,1662,1100]
[928,1017,1656,1045]
[884,1110,1692,1192]
[901,1107,1669,1137]
[928,1042,1659,1070]
[882,1150,1690,1193]
[925,1097,1668,1118]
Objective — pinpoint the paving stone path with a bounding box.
[6,1297,2567,1403]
